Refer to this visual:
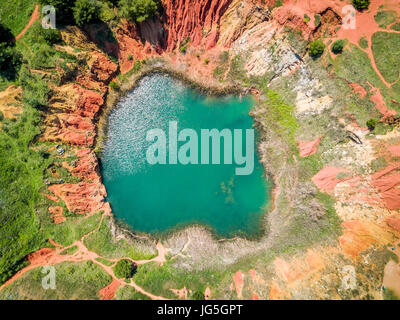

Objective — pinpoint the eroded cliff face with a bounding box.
[162,0,233,50]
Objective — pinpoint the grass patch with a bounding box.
[0,0,36,36]
[83,215,156,260]
[0,261,112,300]
[372,32,400,84]
[359,37,368,49]
[374,10,397,29]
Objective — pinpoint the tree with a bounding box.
[113,259,136,279]
[0,44,22,80]
[331,40,344,54]
[0,24,14,44]
[309,40,325,58]
[118,0,158,23]
[73,0,101,27]
[39,0,76,24]
[352,0,370,11]
[366,118,377,131]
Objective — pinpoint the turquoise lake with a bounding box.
[101,74,270,237]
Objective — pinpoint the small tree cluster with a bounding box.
[352,0,370,11]
[0,24,22,80]
[73,0,101,27]
[366,118,377,131]
[118,0,158,23]
[331,40,345,54]
[309,40,325,58]
[113,259,136,279]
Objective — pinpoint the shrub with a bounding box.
[192,291,205,300]
[118,0,158,23]
[109,81,119,91]
[303,14,310,23]
[204,58,210,64]
[132,60,142,73]
[352,0,370,11]
[38,28,63,46]
[113,259,135,279]
[0,43,22,80]
[0,23,14,44]
[331,40,345,54]
[314,14,321,26]
[366,118,377,131]
[73,0,101,27]
[39,0,76,24]
[18,65,50,108]
[309,40,325,58]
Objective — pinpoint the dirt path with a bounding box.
[0,213,169,300]
[15,4,39,40]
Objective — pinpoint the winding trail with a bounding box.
[0,213,169,300]
[15,4,40,40]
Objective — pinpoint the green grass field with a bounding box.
[0,0,36,36]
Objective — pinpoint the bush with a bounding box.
[192,291,205,300]
[0,23,14,44]
[109,81,119,91]
[204,58,210,64]
[352,0,370,11]
[18,65,50,108]
[0,43,22,80]
[113,259,135,279]
[309,40,325,58]
[331,40,345,54]
[38,28,63,46]
[366,118,377,131]
[303,14,310,23]
[39,0,76,24]
[73,0,101,27]
[118,0,158,23]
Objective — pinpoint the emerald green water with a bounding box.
[101,74,270,237]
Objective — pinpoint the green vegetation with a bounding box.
[0,261,112,299]
[268,0,283,11]
[178,37,190,54]
[391,23,400,31]
[264,89,299,146]
[0,0,36,35]
[303,14,310,23]
[372,32,400,84]
[204,58,210,65]
[331,40,345,54]
[213,51,230,81]
[39,0,76,25]
[118,0,158,23]
[374,10,397,28]
[366,118,377,131]
[384,288,399,300]
[73,0,101,27]
[192,290,205,300]
[309,40,325,58]
[352,0,370,11]
[113,259,135,279]
[314,14,321,27]
[359,37,368,49]
[0,83,49,283]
